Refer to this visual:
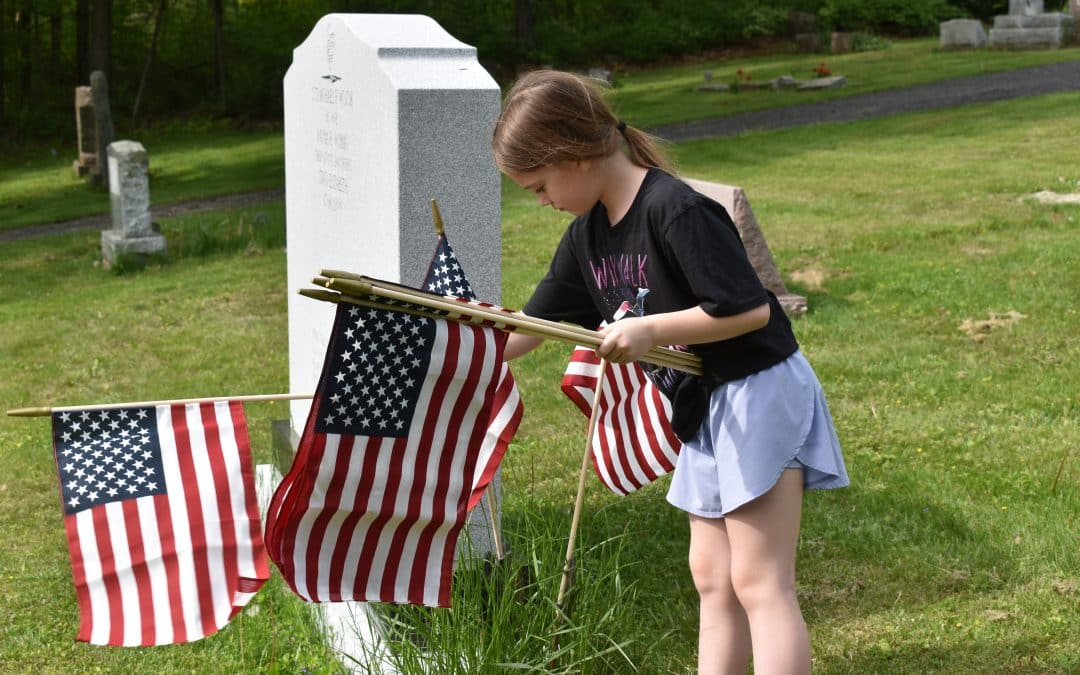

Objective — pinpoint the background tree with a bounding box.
[210,0,224,109]
[90,0,111,77]
[75,0,88,83]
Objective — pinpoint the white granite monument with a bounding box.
[285,13,501,432]
[283,14,503,667]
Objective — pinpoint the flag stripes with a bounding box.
[55,401,268,646]
[266,308,513,607]
[562,347,681,496]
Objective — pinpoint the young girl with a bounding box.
[493,70,849,674]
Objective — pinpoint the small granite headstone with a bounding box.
[795,33,823,52]
[100,140,167,267]
[940,19,988,49]
[797,75,847,91]
[831,31,854,53]
[587,67,613,85]
[682,178,807,316]
[73,86,97,177]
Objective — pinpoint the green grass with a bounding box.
[612,37,1080,128]
[0,124,283,233]
[3,64,1080,674]
[4,38,1080,236]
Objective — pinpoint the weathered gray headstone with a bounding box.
[73,86,97,177]
[283,13,503,666]
[100,140,166,267]
[940,19,988,49]
[797,75,847,90]
[587,67,613,85]
[682,178,807,316]
[990,11,1073,47]
[1010,0,1044,15]
[89,71,115,186]
[831,31,854,53]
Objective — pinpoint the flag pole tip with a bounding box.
[430,199,445,236]
[7,407,50,417]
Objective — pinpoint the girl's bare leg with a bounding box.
[688,515,751,674]
[725,468,809,675]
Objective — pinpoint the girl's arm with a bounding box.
[597,303,770,363]
[504,332,545,360]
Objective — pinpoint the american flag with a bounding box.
[562,346,682,496]
[424,234,474,299]
[51,401,269,646]
[265,300,521,607]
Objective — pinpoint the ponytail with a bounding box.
[620,124,675,175]
[494,70,676,175]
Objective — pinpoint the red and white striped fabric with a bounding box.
[51,401,269,646]
[265,303,521,607]
[562,346,682,496]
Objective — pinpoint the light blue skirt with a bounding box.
[666,351,849,518]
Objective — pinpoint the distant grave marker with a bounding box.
[73,86,97,177]
[101,140,167,267]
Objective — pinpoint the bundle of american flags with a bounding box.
[34,225,695,646]
[264,232,523,608]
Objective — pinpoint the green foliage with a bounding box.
[820,0,961,34]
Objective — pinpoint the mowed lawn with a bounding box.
[2,86,1080,672]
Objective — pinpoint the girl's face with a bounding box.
[506,161,599,217]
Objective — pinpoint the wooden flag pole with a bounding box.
[7,392,313,417]
[305,282,700,376]
[312,274,702,375]
[485,487,505,561]
[428,198,504,561]
[552,358,609,653]
[430,198,446,237]
[323,269,702,369]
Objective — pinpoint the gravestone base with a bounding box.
[73,159,96,178]
[101,229,167,268]
[989,12,1073,48]
[269,421,401,673]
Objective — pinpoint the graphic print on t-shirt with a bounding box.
[586,252,691,401]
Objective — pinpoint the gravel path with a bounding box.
[5,60,1079,244]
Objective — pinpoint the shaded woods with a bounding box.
[0,0,1003,140]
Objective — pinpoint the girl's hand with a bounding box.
[597,318,655,363]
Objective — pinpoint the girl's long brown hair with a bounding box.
[493,69,674,175]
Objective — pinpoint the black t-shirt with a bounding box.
[523,168,799,439]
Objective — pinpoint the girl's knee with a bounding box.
[729,562,796,613]
[688,546,736,602]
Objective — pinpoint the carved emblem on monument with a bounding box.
[322,29,341,83]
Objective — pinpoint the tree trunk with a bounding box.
[0,0,6,119]
[75,0,88,83]
[90,0,111,78]
[131,0,166,123]
[50,11,60,74]
[16,4,31,104]
[514,0,534,62]
[211,0,225,110]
